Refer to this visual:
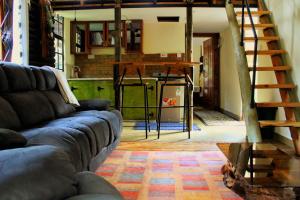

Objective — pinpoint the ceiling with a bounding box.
[51,0,258,10]
[56,7,229,33]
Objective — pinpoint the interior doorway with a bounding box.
[193,33,220,110]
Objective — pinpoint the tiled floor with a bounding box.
[121,115,247,143]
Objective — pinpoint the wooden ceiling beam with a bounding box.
[51,0,258,10]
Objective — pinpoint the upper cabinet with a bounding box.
[126,20,143,53]
[71,22,89,54]
[70,20,143,54]
[89,22,105,47]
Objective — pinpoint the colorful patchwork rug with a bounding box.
[96,150,243,200]
[133,122,201,131]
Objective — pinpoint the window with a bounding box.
[54,15,64,71]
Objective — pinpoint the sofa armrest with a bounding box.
[75,172,123,199]
[76,99,111,111]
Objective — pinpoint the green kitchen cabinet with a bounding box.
[121,79,156,120]
[68,80,115,105]
[68,79,157,120]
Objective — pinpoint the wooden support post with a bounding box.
[186,4,193,62]
[225,0,262,142]
[186,4,193,132]
[114,0,121,110]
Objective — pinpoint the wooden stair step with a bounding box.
[259,121,300,128]
[236,11,272,16]
[249,66,291,71]
[256,102,300,108]
[252,150,290,159]
[244,36,279,42]
[240,24,275,29]
[246,50,286,55]
[247,164,274,173]
[255,84,296,89]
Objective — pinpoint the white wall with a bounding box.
[64,18,75,78]
[220,27,242,118]
[143,22,185,54]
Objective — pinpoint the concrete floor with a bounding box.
[121,115,247,143]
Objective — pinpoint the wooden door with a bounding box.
[201,37,220,109]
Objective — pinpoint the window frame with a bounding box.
[53,14,64,71]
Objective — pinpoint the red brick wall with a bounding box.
[75,53,185,78]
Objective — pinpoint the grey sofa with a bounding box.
[0,62,123,199]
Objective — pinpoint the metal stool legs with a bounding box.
[120,84,150,139]
[157,84,164,139]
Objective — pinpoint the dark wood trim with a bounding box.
[114,0,121,110]
[193,33,220,38]
[51,0,258,11]
[186,5,193,62]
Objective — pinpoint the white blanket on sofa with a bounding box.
[45,66,80,107]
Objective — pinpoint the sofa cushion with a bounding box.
[46,115,113,148]
[41,66,57,90]
[0,96,22,130]
[75,172,123,196]
[77,99,111,111]
[0,128,27,150]
[21,127,83,171]
[31,66,47,91]
[42,91,75,117]
[3,91,55,127]
[0,145,77,200]
[65,172,123,200]
[72,110,123,142]
[1,62,33,92]
[65,194,123,200]
[0,66,8,92]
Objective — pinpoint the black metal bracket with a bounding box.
[97,86,104,91]
[71,86,78,91]
[148,85,154,91]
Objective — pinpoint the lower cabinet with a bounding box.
[68,79,157,120]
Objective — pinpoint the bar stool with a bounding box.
[157,64,193,139]
[118,63,151,138]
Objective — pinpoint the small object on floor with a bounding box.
[133,122,201,131]
[194,110,245,126]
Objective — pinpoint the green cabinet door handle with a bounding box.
[71,86,79,91]
[97,86,104,91]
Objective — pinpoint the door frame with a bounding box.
[193,32,220,110]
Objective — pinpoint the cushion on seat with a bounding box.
[3,91,56,127]
[42,91,76,117]
[0,145,77,200]
[21,127,83,171]
[0,128,27,150]
[0,97,22,130]
[77,99,111,111]
[72,171,123,200]
[72,110,123,142]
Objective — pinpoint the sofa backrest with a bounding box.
[0,62,75,130]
